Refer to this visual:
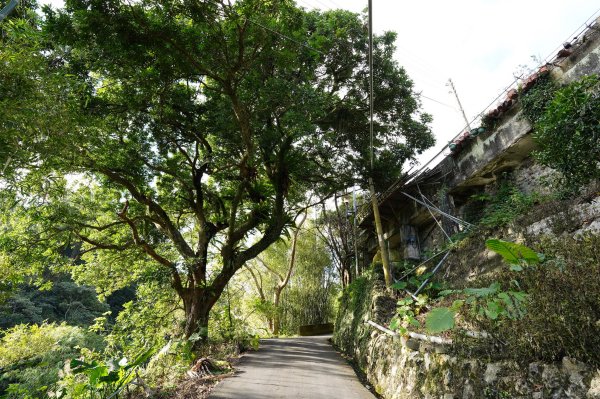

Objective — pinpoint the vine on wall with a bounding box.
[522,74,600,193]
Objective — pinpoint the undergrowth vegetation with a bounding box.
[466,178,541,228]
[0,323,105,399]
[343,230,600,368]
[445,234,600,367]
[497,234,600,365]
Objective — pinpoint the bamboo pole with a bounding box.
[369,178,393,288]
[0,0,19,22]
[366,320,453,345]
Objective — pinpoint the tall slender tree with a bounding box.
[317,196,356,288]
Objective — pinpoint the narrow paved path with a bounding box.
[209,335,376,399]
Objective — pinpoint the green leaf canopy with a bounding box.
[1,0,434,341]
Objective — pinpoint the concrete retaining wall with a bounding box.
[334,276,600,399]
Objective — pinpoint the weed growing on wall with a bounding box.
[500,233,600,365]
[424,240,537,335]
[469,179,539,228]
[449,235,600,366]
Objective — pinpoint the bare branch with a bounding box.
[255,256,283,281]
[244,264,265,301]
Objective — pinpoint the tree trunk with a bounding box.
[272,288,282,335]
[182,290,212,351]
[268,210,307,336]
[342,266,351,288]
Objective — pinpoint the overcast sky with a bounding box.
[296,0,600,167]
[41,0,600,168]
[297,0,600,169]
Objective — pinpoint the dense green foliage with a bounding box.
[0,0,437,393]
[334,273,375,355]
[0,0,434,346]
[278,231,337,333]
[243,222,338,335]
[0,279,109,330]
[520,74,558,124]
[0,323,105,399]
[532,75,600,192]
[64,347,155,399]
[521,74,600,193]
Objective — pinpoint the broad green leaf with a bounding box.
[485,239,541,265]
[464,282,500,297]
[389,317,400,331]
[484,301,502,320]
[408,317,421,328]
[425,307,455,334]
[99,371,120,383]
[497,292,514,308]
[86,365,108,386]
[450,299,464,311]
[70,359,93,372]
[126,347,155,369]
[398,297,413,306]
[416,295,428,306]
[391,281,407,291]
[484,308,499,320]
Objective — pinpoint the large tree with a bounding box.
[2,0,433,344]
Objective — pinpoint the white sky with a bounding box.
[299,0,600,167]
[297,0,600,169]
[41,0,600,167]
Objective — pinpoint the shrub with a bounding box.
[334,274,374,353]
[520,74,557,124]
[0,323,105,398]
[0,281,110,330]
[508,233,600,365]
[465,234,600,366]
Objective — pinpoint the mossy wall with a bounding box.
[336,19,600,399]
[334,272,600,399]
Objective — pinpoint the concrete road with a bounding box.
[209,335,376,399]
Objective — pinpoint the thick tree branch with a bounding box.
[96,167,196,259]
[117,201,184,293]
[279,209,308,290]
[75,233,130,251]
[74,220,128,232]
